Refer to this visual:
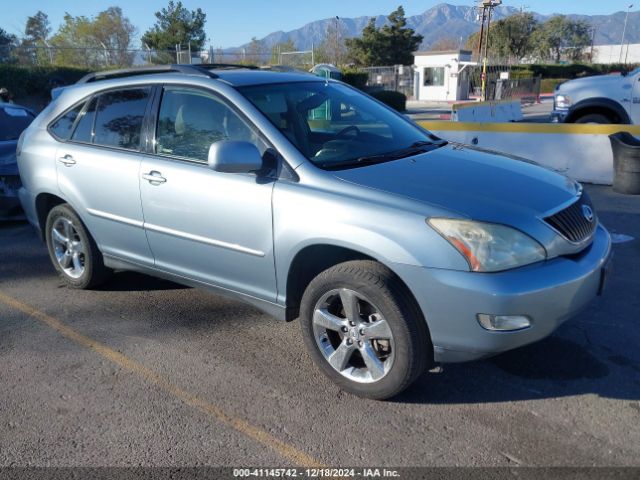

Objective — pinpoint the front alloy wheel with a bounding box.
[300,260,432,400]
[313,288,395,383]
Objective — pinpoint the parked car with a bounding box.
[18,65,612,399]
[552,67,640,124]
[1,102,35,219]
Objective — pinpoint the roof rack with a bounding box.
[76,64,219,84]
[198,63,260,70]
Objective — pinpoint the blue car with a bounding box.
[1,102,35,219]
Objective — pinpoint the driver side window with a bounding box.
[156,87,264,162]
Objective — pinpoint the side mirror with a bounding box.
[208,140,264,173]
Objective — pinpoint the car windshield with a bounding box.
[0,105,35,141]
[238,81,442,169]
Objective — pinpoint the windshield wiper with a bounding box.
[319,140,447,170]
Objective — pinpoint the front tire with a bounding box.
[574,113,611,124]
[299,260,431,400]
[45,204,111,289]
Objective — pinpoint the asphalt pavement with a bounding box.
[0,185,639,470]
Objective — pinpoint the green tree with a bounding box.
[25,11,51,43]
[346,6,422,66]
[142,0,207,62]
[20,11,52,65]
[91,7,136,66]
[532,15,591,63]
[466,12,538,62]
[49,14,95,67]
[0,28,17,63]
[380,6,423,65]
[49,8,136,68]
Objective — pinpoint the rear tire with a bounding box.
[45,204,112,289]
[299,260,431,400]
[574,113,611,124]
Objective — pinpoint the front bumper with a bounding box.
[550,109,569,123]
[393,224,612,363]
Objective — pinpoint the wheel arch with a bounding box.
[35,192,67,241]
[283,243,425,328]
[565,97,630,124]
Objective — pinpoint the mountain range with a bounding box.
[232,3,640,53]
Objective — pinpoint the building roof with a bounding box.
[414,50,473,56]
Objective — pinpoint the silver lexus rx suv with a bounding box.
[17,65,612,399]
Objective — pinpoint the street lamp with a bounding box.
[620,4,634,63]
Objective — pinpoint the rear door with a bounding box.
[139,85,277,301]
[54,87,154,266]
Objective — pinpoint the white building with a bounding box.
[589,44,640,64]
[413,50,477,102]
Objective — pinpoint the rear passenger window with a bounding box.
[71,98,97,143]
[49,103,84,140]
[93,88,150,150]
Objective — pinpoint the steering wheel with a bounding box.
[335,125,360,139]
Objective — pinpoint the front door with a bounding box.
[631,72,640,124]
[139,86,277,301]
[55,87,154,266]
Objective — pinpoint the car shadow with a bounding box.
[395,330,640,404]
[97,271,189,292]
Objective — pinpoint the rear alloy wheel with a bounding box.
[45,204,111,289]
[300,260,431,400]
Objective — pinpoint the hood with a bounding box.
[558,73,624,93]
[0,140,19,175]
[332,144,579,222]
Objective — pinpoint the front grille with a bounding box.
[544,192,597,243]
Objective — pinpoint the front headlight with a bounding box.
[555,94,571,109]
[428,218,546,272]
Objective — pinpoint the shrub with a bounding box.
[370,90,406,112]
[540,78,569,93]
[0,65,91,99]
[341,69,369,90]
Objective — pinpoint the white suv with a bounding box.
[552,68,640,124]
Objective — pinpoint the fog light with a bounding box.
[476,314,531,331]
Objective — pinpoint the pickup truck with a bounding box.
[552,67,640,124]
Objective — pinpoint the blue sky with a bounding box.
[2,1,637,48]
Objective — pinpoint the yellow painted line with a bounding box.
[418,120,640,135]
[0,291,324,467]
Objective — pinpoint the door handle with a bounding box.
[142,171,167,184]
[58,154,76,166]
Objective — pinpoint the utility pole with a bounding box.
[476,0,502,101]
[620,4,633,63]
[334,16,340,66]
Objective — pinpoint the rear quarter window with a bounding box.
[49,103,84,141]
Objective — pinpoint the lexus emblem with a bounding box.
[582,205,594,223]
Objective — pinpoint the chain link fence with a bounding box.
[0,44,313,70]
[361,66,415,97]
